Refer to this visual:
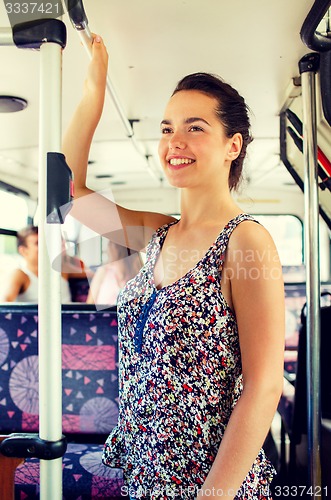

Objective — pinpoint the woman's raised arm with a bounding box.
[62,35,174,250]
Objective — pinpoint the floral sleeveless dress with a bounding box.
[102,213,275,499]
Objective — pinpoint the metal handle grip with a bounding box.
[300,0,331,52]
[65,0,88,30]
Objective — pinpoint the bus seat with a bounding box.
[321,419,331,492]
[68,276,90,302]
[278,297,331,486]
[283,283,308,376]
[0,436,24,500]
[0,303,124,499]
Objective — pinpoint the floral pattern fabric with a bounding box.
[103,214,275,499]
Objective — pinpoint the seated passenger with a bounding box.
[3,225,73,302]
[56,238,94,279]
[86,241,142,306]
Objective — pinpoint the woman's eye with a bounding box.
[189,125,203,132]
[161,127,172,134]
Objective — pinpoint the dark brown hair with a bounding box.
[172,72,253,191]
[16,225,38,249]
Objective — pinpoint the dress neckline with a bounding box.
[153,213,251,292]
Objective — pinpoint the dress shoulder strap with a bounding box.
[145,220,179,262]
[222,213,257,235]
[212,213,260,270]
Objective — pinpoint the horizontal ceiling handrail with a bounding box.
[0,27,14,46]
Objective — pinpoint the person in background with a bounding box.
[4,225,77,303]
[59,238,94,279]
[86,240,142,306]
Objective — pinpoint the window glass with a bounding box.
[0,190,28,230]
[318,219,330,282]
[0,233,22,301]
[253,214,304,282]
[253,215,303,265]
[254,214,330,283]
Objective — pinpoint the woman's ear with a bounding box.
[227,133,243,161]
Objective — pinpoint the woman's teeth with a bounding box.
[169,158,194,165]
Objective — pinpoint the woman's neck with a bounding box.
[179,185,241,229]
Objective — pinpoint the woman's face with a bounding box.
[158,90,241,190]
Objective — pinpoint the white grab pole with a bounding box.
[38,41,63,500]
[0,27,14,45]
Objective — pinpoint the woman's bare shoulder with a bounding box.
[225,219,281,273]
[229,219,276,252]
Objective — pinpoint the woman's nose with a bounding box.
[169,131,186,149]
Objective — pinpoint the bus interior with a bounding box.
[0,0,330,498]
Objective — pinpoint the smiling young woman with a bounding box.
[63,35,285,500]
[158,90,243,193]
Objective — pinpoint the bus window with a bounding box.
[0,190,28,230]
[254,214,330,283]
[319,221,331,283]
[0,190,29,300]
[253,214,304,282]
[0,231,23,301]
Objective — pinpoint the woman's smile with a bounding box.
[167,156,196,170]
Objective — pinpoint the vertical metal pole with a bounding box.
[38,41,63,500]
[0,27,14,45]
[299,52,322,489]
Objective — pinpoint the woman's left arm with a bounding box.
[199,222,285,498]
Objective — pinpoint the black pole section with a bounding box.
[299,52,320,74]
[0,434,67,461]
[300,0,331,52]
[300,1,331,127]
[65,0,89,30]
[47,153,74,224]
[320,51,331,126]
[13,19,66,50]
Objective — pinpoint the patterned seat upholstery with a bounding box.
[0,304,124,499]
